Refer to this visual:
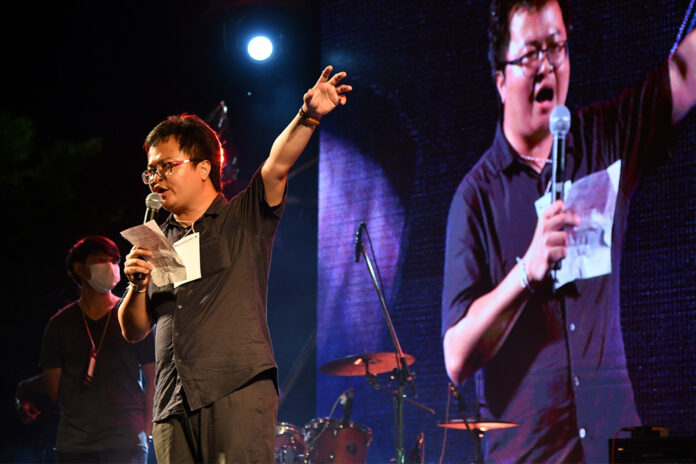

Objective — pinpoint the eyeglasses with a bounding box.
[141,160,192,184]
[504,41,568,77]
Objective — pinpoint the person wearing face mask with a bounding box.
[40,236,155,463]
[442,0,696,462]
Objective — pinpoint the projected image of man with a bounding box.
[442,0,696,462]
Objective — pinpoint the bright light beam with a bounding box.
[247,36,273,61]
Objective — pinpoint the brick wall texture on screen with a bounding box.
[318,1,696,462]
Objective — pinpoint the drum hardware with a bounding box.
[351,221,434,464]
[279,388,371,464]
[275,422,306,464]
[437,418,518,464]
[440,382,519,464]
[363,371,435,416]
[312,222,438,463]
[304,417,373,464]
[319,352,415,377]
[303,388,355,454]
[437,418,518,432]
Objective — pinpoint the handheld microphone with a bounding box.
[143,192,163,223]
[550,105,570,273]
[134,193,163,282]
[354,222,365,263]
[341,388,354,427]
[550,105,571,202]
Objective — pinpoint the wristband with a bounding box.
[129,282,148,294]
[298,107,320,126]
[515,257,534,293]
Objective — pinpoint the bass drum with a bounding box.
[275,422,306,464]
[304,418,372,464]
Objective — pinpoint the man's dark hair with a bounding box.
[66,236,121,285]
[488,0,573,77]
[144,114,223,192]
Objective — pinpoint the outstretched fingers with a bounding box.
[330,71,347,85]
[317,65,334,84]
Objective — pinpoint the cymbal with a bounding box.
[319,352,415,376]
[438,418,518,432]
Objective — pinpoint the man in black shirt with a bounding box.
[442,0,696,462]
[42,236,155,463]
[119,66,351,462]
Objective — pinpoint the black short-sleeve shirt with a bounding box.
[41,301,155,453]
[149,165,285,422]
[442,63,674,463]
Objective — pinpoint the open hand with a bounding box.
[302,65,352,119]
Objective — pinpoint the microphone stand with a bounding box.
[356,223,432,464]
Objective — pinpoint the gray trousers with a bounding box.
[153,376,278,463]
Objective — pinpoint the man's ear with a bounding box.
[495,70,507,105]
[199,160,211,181]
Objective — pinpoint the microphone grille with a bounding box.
[550,104,571,135]
[145,192,163,210]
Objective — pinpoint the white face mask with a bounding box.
[87,262,120,294]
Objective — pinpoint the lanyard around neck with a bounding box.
[81,306,111,356]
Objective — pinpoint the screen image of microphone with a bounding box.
[550,105,571,272]
[550,104,571,201]
[134,192,163,282]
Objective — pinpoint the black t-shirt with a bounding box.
[149,166,285,422]
[41,301,155,453]
[442,63,674,463]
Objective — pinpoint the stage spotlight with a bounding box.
[247,36,273,61]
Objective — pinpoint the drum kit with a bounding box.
[273,352,404,464]
[274,224,518,463]
[274,351,518,464]
[275,417,373,464]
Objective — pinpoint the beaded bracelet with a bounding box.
[515,257,534,293]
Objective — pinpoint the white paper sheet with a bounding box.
[120,220,187,287]
[534,160,622,289]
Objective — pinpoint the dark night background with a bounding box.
[2,1,696,463]
[1,0,321,460]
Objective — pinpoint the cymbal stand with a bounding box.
[470,420,484,464]
[365,370,435,415]
[362,364,435,464]
[450,381,483,464]
[470,373,485,464]
[355,222,421,464]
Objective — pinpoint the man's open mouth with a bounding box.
[535,87,554,103]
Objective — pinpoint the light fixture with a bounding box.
[247,36,273,61]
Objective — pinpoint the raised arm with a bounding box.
[261,65,351,206]
[670,28,696,123]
